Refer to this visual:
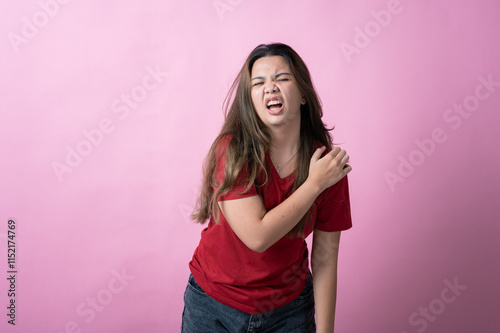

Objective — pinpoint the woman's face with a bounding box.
[250,56,305,130]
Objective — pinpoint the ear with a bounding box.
[301,97,306,105]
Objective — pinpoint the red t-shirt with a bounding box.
[189,136,352,314]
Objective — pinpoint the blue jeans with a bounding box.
[181,272,316,333]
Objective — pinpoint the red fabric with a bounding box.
[189,137,352,314]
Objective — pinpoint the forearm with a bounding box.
[312,262,338,333]
[247,145,350,252]
[257,179,322,251]
[311,230,341,333]
[219,146,350,253]
[219,177,323,252]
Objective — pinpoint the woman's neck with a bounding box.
[268,121,301,164]
[270,131,300,155]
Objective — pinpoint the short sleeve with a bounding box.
[314,175,352,232]
[214,137,258,202]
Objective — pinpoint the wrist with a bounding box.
[303,177,323,197]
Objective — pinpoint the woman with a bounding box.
[182,43,352,332]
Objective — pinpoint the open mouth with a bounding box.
[266,99,283,113]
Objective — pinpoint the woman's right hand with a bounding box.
[308,146,352,193]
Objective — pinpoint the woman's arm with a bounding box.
[312,230,341,333]
[218,147,351,253]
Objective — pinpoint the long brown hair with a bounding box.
[192,43,333,237]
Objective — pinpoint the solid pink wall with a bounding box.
[1,0,499,332]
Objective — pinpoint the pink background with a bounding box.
[1,0,499,332]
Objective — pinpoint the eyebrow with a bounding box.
[251,72,292,81]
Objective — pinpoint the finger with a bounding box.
[328,149,346,164]
[340,154,350,165]
[311,146,326,162]
[335,149,347,161]
[343,164,352,174]
[326,147,341,158]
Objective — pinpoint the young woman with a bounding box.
[182,43,352,332]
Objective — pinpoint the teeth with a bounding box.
[267,100,282,107]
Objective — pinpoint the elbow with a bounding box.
[244,238,270,253]
[237,223,271,253]
[247,242,268,254]
[250,247,266,254]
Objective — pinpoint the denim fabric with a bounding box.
[181,272,316,333]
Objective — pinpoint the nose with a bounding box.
[264,80,278,94]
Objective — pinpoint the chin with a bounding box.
[266,119,287,128]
